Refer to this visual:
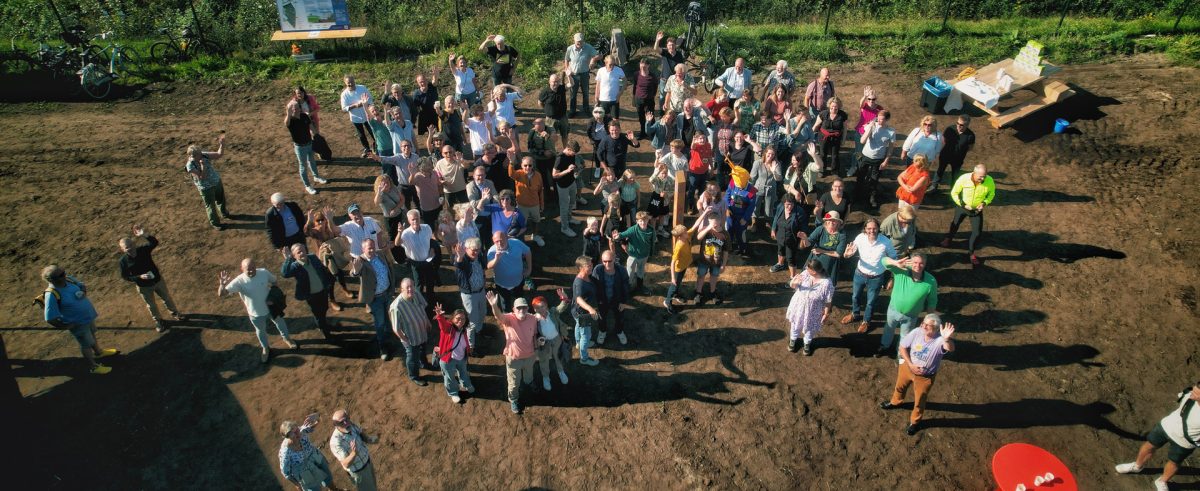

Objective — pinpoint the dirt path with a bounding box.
[2,54,1197,490]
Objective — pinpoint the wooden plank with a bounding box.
[969,58,1060,98]
[271,28,367,41]
[673,170,687,228]
[988,84,1077,128]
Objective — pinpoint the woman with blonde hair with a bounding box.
[304,208,352,310]
[811,96,848,176]
[896,154,933,209]
[900,115,944,167]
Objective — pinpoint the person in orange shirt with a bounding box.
[509,155,546,246]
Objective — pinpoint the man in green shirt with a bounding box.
[940,163,995,268]
[878,254,937,357]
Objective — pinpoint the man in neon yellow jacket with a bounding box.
[939,164,995,268]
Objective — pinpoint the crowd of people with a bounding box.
[35,29,1193,491]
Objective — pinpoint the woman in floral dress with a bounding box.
[785,259,833,356]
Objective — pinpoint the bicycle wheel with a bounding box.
[114,46,143,77]
[188,40,222,58]
[79,63,112,99]
[150,41,180,65]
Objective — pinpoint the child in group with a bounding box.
[592,168,620,212]
[647,162,675,237]
[688,132,714,213]
[599,192,623,257]
[664,214,704,314]
[437,208,459,254]
[614,211,658,293]
[454,203,479,244]
[697,182,728,220]
[581,216,605,264]
[618,169,641,228]
[695,209,729,305]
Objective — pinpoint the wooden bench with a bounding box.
[987,80,1076,128]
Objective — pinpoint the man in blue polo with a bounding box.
[486,230,532,312]
[41,265,119,374]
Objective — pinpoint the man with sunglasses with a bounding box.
[329,409,379,490]
[932,115,976,192]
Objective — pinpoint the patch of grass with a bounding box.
[1166,34,1200,66]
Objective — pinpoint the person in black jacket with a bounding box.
[769,196,810,279]
[590,249,631,346]
[118,225,183,332]
[266,192,307,253]
[280,244,335,339]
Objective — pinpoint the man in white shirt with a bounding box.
[329,409,378,491]
[340,76,376,158]
[840,218,896,334]
[715,58,752,101]
[218,258,296,363]
[593,55,625,120]
[563,32,601,117]
[1117,383,1200,491]
[332,203,389,258]
[396,209,437,302]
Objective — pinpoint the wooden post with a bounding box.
[454,0,463,44]
[672,170,687,227]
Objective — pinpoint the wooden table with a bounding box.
[992,443,1078,491]
[270,28,367,41]
[954,58,1075,129]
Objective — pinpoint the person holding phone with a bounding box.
[279,414,345,491]
[328,409,378,490]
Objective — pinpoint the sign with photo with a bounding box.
[276,0,351,32]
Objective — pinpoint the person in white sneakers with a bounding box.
[531,290,572,390]
[1116,382,1200,491]
[218,258,297,363]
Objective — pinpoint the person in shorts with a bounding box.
[693,209,729,305]
[1116,383,1200,491]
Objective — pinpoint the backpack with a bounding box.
[32,278,81,311]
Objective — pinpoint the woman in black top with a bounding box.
[814,179,850,227]
[811,97,848,176]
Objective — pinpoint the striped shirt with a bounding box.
[388,291,430,345]
[329,425,370,472]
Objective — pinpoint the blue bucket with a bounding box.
[1053,118,1070,133]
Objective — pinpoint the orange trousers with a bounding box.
[889,364,936,424]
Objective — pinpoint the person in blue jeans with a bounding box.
[350,240,397,361]
[840,218,896,334]
[570,256,601,366]
[433,304,475,403]
[389,278,433,386]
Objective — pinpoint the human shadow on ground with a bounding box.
[929,259,1045,290]
[975,230,1127,264]
[8,325,281,489]
[1009,86,1121,143]
[989,188,1096,207]
[921,399,1142,440]
[951,340,1103,371]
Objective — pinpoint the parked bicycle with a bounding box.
[683,23,727,93]
[150,25,220,64]
[78,32,143,99]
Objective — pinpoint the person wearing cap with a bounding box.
[285,99,326,195]
[877,254,938,357]
[879,314,955,436]
[586,106,613,179]
[184,132,231,230]
[266,192,308,254]
[531,290,572,391]
[218,258,297,364]
[563,32,601,117]
[880,204,918,258]
[340,75,376,158]
[538,74,570,149]
[486,290,539,414]
[329,204,389,258]
[715,57,752,102]
[725,164,758,257]
[553,141,584,237]
[802,210,848,286]
[349,239,397,360]
[479,34,518,88]
[841,217,897,334]
[487,230,532,312]
[328,409,379,490]
[1115,383,1200,491]
[389,278,432,385]
[41,265,119,374]
[118,224,184,333]
[281,243,336,339]
[940,163,995,268]
[594,54,626,120]
[590,250,631,345]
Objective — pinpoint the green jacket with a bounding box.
[950,173,995,209]
[618,225,657,259]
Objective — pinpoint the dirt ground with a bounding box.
[1,53,1198,490]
